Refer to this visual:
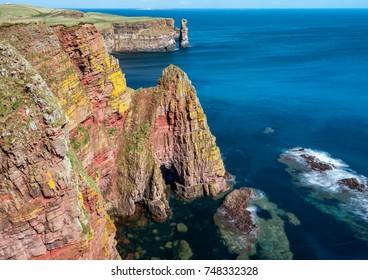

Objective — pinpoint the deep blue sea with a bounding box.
[81,9,368,259]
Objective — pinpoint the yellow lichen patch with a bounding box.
[47,170,56,189]
[10,202,45,223]
[104,56,112,69]
[78,190,84,205]
[117,101,130,116]
[197,109,206,122]
[106,215,116,235]
[108,71,127,98]
[106,71,131,115]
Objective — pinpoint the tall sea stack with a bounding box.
[179,19,189,48]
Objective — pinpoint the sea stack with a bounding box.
[179,19,189,48]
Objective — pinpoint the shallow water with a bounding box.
[81,9,368,259]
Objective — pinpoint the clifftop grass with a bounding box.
[0,4,168,31]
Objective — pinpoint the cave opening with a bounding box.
[160,164,183,191]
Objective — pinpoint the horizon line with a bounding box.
[65,7,368,10]
[2,4,368,10]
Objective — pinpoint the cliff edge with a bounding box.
[0,4,189,53]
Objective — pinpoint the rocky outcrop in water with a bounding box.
[0,21,228,259]
[214,188,294,260]
[279,148,368,242]
[279,148,367,193]
[179,19,189,48]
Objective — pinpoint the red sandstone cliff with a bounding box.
[0,22,229,259]
[0,41,118,259]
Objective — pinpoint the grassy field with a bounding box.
[0,4,166,31]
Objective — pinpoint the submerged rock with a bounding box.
[263,126,275,134]
[286,212,301,226]
[164,241,173,249]
[214,188,293,260]
[173,240,193,260]
[177,223,188,233]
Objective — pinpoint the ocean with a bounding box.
[81,9,368,259]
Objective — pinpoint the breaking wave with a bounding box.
[279,148,368,241]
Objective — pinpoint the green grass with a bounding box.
[126,122,151,153]
[108,128,117,135]
[0,4,170,32]
[67,149,100,192]
[70,124,91,151]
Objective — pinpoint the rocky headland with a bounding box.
[102,19,177,52]
[0,10,222,259]
[0,4,189,53]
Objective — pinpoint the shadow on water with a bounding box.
[116,195,237,260]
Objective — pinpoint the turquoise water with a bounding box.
[82,9,368,259]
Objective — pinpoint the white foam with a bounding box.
[281,148,349,170]
[300,148,348,168]
[245,205,259,225]
[250,189,267,200]
[299,169,365,193]
[349,195,368,223]
[280,147,368,226]
[246,205,258,214]
[281,148,367,192]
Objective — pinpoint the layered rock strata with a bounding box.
[0,22,229,259]
[0,23,129,259]
[118,65,231,220]
[102,19,177,53]
[0,23,132,214]
[0,42,119,260]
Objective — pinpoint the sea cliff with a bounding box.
[0,21,225,260]
[0,4,189,53]
[102,19,177,52]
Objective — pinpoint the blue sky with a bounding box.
[4,0,368,9]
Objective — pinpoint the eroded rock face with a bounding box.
[52,24,132,212]
[0,23,92,132]
[179,19,189,48]
[154,66,231,199]
[0,22,132,217]
[214,188,293,260]
[0,22,228,259]
[102,19,177,53]
[118,65,231,220]
[0,42,118,260]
